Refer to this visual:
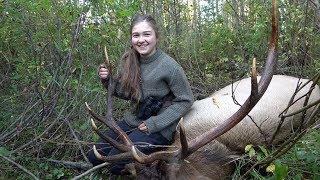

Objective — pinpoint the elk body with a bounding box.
[174,75,320,179]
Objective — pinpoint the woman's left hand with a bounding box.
[138,122,148,132]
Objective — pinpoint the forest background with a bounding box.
[0,0,319,179]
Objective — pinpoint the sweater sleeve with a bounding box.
[143,67,194,133]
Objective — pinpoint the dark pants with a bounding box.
[87,121,171,175]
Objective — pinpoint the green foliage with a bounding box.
[274,161,289,180]
[0,147,11,156]
[236,129,320,179]
[279,130,320,179]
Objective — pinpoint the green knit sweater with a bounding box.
[103,49,194,141]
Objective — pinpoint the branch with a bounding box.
[12,118,59,154]
[281,99,320,118]
[64,118,90,163]
[0,154,39,180]
[71,162,109,180]
[44,159,92,170]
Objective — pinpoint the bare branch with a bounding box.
[0,154,39,180]
[71,162,109,180]
[44,159,92,170]
[281,99,320,118]
[12,118,60,154]
[64,118,89,163]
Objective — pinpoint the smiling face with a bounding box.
[131,21,158,58]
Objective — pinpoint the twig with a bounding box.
[0,154,39,180]
[39,137,95,145]
[0,99,40,142]
[71,162,109,180]
[64,118,90,163]
[270,78,303,144]
[12,118,59,154]
[44,158,92,170]
[231,76,268,143]
[281,99,320,118]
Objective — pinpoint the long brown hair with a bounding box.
[118,14,159,101]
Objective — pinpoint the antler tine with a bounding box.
[85,102,110,125]
[258,0,278,93]
[183,0,278,157]
[131,146,179,164]
[129,118,188,163]
[85,102,131,146]
[250,58,259,103]
[90,119,130,152]
[104,46,112,74]
[93,145,133,162]
[89,144,177,164]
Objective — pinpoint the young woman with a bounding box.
[88,14,194,175]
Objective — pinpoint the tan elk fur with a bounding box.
[173,75,320,179]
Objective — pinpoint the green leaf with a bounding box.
[266,163,275,173]
[0,147,11,156]
[245,144,253,152]
[292,174,302,180]
[249,148,256,158]
[275,161,288,180]
[258,145,268,156]
[53,168,64,179]
[79,122,89,131]
[257,153,262,161]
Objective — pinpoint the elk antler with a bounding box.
[86,47,149,164]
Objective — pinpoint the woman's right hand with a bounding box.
[98,64,109,79]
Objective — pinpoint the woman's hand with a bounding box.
[138,122,148,132]
[98,64,109,79]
